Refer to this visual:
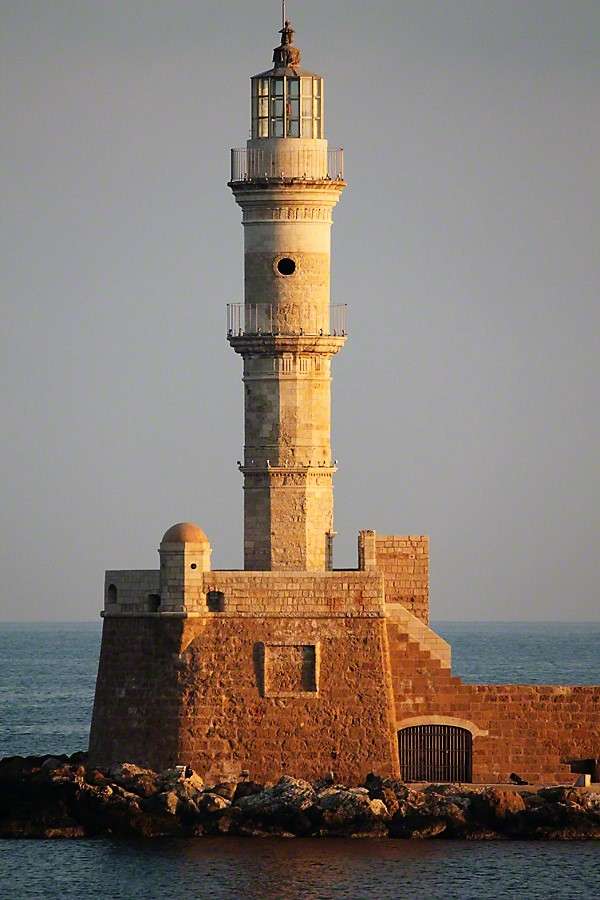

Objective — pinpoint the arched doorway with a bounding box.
[398,724,473,783]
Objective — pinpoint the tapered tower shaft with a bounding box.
[229,21,346,571]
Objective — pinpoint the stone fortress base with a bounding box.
[89,527,600,786]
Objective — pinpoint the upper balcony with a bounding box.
[227,303,348,338]
[230,146,344,184]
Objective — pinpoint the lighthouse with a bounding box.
[89,10,591,790]
[228,16,346,572]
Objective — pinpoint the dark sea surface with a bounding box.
[1,620,599,899]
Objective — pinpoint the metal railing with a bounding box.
[227,303,348,337]
[230,147,344,183]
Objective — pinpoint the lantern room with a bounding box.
[251,19,324,140]
[251,74,323,139]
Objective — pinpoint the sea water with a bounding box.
[0,621,599,899]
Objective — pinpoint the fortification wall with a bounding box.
[388,622,600,784]
[358,532,429,623]
[103,569,385,618]
[89,612,399,784]
[89,617,183,770]
[104,570,160,615]
[92,546,599,786]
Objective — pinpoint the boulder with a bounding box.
[211,782,238,801]
[316,787,388,836]
[0,772,84,840]
[518,787,600,838]
[365,777,409,817]
[236,776,315,817]
[471,788,526,828]
[233,780,264,802]
[76,782,182,838]
[0,756,52,783]
[197,793,231,814]
[318,787,372,824]
[108,763,160,799]
[40,756,68,773]
[578,791,600,822]
[369,799,390,820]
[157,791,180,816]
[84,768,107,787]
[235,776,316,835]
[395,819,448,840]
[68,751,88,766]
[159,768,204,794]
[389,787,471,839]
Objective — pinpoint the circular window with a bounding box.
[190,563,197,570]
[277,257,296,276]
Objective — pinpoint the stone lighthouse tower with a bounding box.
[228,15,346,572]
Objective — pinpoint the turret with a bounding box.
[159,522,212,613]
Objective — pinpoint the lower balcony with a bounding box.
[227,303,348,338]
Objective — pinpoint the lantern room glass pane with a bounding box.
[251,74,324,140]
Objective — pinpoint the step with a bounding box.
[385,603,452,669]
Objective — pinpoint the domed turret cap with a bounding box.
[161,522,210,545]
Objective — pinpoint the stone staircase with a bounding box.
[386,622,463,722]
[385,602,451,669]
[385,618,573,784]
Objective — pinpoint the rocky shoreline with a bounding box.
[1,754,599,840]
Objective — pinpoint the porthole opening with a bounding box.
[277,257,296,276]
[190,563,197,570]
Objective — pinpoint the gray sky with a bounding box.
[1,0,599,622]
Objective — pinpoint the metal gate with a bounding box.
[398,725,473,783]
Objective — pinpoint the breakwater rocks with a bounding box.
[1,754,599,840]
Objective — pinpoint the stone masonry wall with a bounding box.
[358,532,429,623]
[89,618,184,770]
[92,561,599,786]
[89,612,399,785]
[104,569,385,618]
[177,616,398,784]
[388,622,600,784]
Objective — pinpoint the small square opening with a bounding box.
[207,590,225,613]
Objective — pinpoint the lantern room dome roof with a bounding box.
[254,18,321,79]
[254,65,321,79]
[161,523,210,545]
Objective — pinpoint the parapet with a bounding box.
[103,569,385,619]
[359,531,430,624]
[102,529,428,623]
